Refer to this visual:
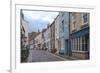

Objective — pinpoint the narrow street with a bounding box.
[27,49,69,62]
[21,10,90,63]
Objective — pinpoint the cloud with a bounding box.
[22,10,59,32]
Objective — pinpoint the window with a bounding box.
[82,36,85,51]
[84,34,89,51]
[75,38,77,50]
[62,20,64,32]
[82,13,89,25]
[80,37,82,51]
[73,39,75,50]
[73,21,76,28]
[81,35,89,51]
[77,38,80,51]
[71,36,89,52]
[71,39,72,50]
[62,12,64,17]
[72,13,75,20]
[72,39,74,50]
[71,39,74,50]
[71,13,76,31]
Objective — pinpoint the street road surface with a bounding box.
[27,49,68,62]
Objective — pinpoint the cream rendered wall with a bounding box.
[34,33,43,50]
[55,15,60,53]
[44,26,51,51]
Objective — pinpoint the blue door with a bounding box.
[65,39,72,56]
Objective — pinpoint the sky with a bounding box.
[22,10,59,33]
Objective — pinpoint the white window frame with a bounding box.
[82,13,89,25]
[77,37,80,51]
[73,39,75,51]
[80,36,82,51]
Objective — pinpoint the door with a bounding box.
[65,39,72,56]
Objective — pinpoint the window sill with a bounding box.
[72,50,89,54]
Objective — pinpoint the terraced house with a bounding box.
[50,21,55,53]
[29,32,40,50]
[43,25,51,52]
[70,12,90,59]
[58,12,70,55]
[41,29,47,50]
[55,15,60,54]
[34,32,43,50]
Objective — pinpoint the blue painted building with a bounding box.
[58,12,70,55]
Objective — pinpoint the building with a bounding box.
[34,32,43,50]
[41,29,46,50]
[55,15,60,53]
[43,25,51,51]
[50,21,55,53]
[70,12,90,59]
[58,12,70,55]
[21,11,28,50]
[20,10,29,62]
[29,32,40,50]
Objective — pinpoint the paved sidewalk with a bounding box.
[27,49,33,62]
[55,54,81,60]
